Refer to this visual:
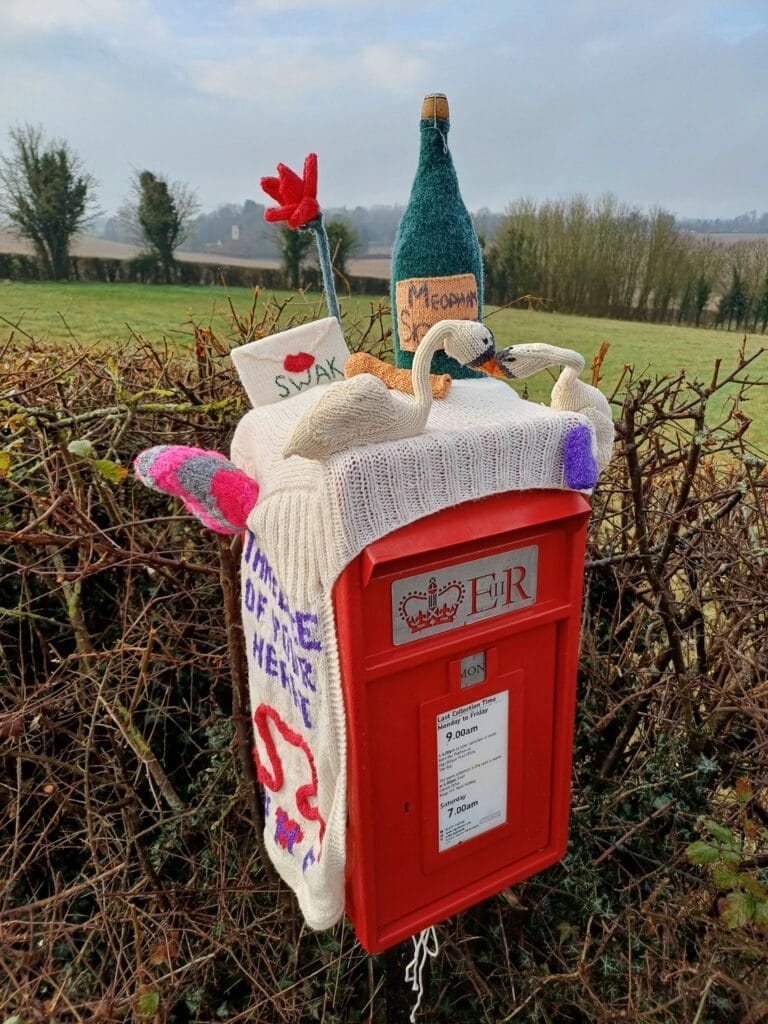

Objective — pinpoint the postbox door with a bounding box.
[365,620,559,926]
[337,490,590,952]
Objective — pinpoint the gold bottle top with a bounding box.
[421,93,449,121]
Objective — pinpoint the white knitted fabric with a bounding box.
[231,378,596,930]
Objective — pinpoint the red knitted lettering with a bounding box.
[252,704,326,844]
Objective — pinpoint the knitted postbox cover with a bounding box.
[230,376,606,929]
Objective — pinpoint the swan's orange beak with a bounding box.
[476,357,506,378]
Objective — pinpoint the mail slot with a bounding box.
[333,488,591,953]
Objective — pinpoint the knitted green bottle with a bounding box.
[391,93,484,379]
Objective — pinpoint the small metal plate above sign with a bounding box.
[460,651,486,688]
[392,545,539,646]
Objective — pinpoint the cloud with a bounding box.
[3,0,768,219]
[359,45,428,94]
[232,0,437,10]
[188,41,431,106]
[233,0,356,9]
[188,49,339,106]
[1,0,145,34]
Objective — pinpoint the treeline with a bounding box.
[105,200,279,260]
[104,202,414,260]
[680,209,768,234]
[484,195,768,330]
[183,202,416,259]
[0,249,388,295]
[106,201,504,261]
[0,251,281,287]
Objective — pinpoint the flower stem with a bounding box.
[310,214,341,323]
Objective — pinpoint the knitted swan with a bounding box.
[495,343,614,472]
[283,319,496,461]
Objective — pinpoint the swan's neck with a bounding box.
[552,364,582,404]
[551,365,579,386]
[513,344,584,379]
[547,347,584,375]
[411,322,456,408]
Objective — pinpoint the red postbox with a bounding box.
[333,488,591,953]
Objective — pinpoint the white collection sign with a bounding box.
[436,691,509,852]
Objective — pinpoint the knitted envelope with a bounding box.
[230,316,351,407]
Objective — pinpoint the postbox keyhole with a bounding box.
[404,802,410,813]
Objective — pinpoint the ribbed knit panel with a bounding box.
[230,378,597,929]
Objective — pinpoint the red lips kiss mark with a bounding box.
[283,352,315,373]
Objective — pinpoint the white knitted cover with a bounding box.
[230,378,595,930]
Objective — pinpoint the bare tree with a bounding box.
[277,224,314,289]
[0,123,97,279]
[120,170,199,282]
[324,219,359,278]
[484,196,768,327]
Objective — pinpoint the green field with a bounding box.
[486,303,768,446]
[3,280,766,447]
[0,281,370,348]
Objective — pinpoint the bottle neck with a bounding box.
[419,117,450,157]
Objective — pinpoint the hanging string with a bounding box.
[431,105,449,154]
[404,926,439,1023]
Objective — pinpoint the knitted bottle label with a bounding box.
[395,273,479,352]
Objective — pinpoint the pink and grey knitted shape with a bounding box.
[133,445,259,534]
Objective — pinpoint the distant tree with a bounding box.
[484,213,539,306]
[677,276,695,324]
[635,208,678,321]
[0,123,97,279]
[120,171,198,282]
[278,225,313,289]
[693,275,712,327]
[714,293,729,330]
[179,200,277,259]
[728,268,750,330]
[324,219,359,278]
[680,210,768,234]
[753,274,768,333]
[716,268,750,330]
[322,204,403,254]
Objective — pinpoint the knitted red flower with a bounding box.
[261,153,320,229]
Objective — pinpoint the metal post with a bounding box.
[384,940,415,1024]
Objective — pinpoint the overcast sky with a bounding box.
[2,0,767,222]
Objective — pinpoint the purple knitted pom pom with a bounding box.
[564,424,599,490]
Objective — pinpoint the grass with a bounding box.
[0,280,379,347]
[2,280,766,447]
[485,304,768,447]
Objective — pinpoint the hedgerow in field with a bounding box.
[1,305,766,1022]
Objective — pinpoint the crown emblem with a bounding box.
[399,578,464,634]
